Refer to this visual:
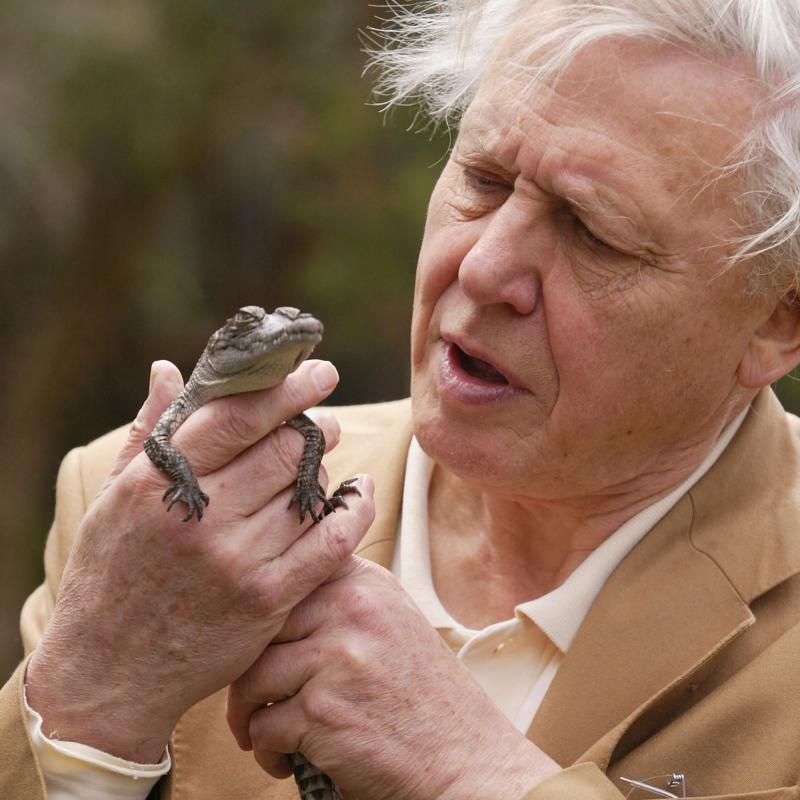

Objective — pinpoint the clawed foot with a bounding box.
[289,477,361,524]
[163,482,210,522]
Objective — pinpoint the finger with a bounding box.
[99,361,184,493]
[230,475,373,624]
[249,697,308,773]
[234,476,373,639]
[268,475,375,604]
[255,750,293,781]
[270,586,333,646]
[207,412,341,519]
[271,556,374,644]
[227,640,315,750]
[231,465,331,562]
[171,360,339,476]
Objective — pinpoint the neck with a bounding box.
[427,403,747,629]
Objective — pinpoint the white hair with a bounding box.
[367,1,800,292]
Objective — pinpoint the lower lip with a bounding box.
[437,341,526,405]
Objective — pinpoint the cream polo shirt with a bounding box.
[392,409,748,733]
[24,406,748,798]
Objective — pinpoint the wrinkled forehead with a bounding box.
[464,21,764,178]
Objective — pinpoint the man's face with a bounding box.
[410,34,773,498]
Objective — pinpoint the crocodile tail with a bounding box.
[289,752,343,800]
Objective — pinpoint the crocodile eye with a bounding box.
[230,305,266,326]
[274,306,302,320]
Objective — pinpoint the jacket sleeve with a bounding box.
[0,445,92,800]
[522,763,625,799]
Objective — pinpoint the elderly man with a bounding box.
[3,1,800,798]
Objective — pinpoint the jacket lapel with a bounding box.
[528,388,800,769]
[527,494,754,767]
[324,398,412,569]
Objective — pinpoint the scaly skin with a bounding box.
[143,304,356,799]
[290,753,344,800]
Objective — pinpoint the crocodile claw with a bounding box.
[288,483,329,524]
[328,477,361,511]
[163,482,210,522]
[289,477,361,525]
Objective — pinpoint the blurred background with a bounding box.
[2,1,799,680]
[0,0,445,678]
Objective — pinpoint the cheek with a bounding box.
[411,214,477,364]
[547,276,747,433]
[415,216,471,303]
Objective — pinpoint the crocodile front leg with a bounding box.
[286,413,360,523]
[144,392,209,522]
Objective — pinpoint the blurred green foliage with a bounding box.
[2,0,799,680]
[0,0,444,677]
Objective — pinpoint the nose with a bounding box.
[458,199,543,315]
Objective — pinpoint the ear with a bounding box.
[738,291,800,388]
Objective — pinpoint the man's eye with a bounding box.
[464,167,508,192]
[572,213,615,253]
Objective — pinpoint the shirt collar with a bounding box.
[393,405,750,652]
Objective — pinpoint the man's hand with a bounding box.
[25,359,375,764]
[226,558,560,800]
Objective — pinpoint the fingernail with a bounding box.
[317,413,341,445]
[149,362,158,393]
[358,474,375,497]
[311,361,339,393]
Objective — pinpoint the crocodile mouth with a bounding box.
[280,315,324,344]
[224,320,322,352]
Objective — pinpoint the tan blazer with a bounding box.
[2,390,800,799]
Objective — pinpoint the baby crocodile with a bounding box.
[144,304,351,800]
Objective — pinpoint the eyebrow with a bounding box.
[453,128,519,178]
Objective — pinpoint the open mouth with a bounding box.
[451,343,509,385]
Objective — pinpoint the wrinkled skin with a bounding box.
[228,32,800,800]
[228,559,558,800]
[26,359,375,763]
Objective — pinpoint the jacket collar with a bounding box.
[529,388,800,767]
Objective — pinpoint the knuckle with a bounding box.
[129,414,151,441]
[240,570,282,617]
[319,515,357,564]
[214,541,245,582]
[300,687,336,727]
[231,660,261,704]
[219,398,262,443]
[227,681,247,717]
[110,465,142,503]
[107,458,165,517]
[248,706,271,744]
[339,583,379,627]
[329,637,369,671]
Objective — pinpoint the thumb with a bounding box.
[104,360,184,486]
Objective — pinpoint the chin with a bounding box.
[411,386,578,499]
[412,366,509,486]
[412,399,510,486]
